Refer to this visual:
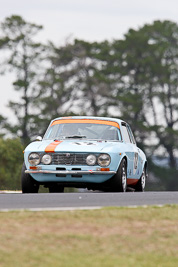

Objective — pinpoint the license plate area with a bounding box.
[56,167,66,177]
[71,168,82,178]
[55,168,82,178]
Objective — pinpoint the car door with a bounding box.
[126,124,141,179]
[121,122,140,179]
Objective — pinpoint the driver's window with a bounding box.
[121,123,132,143]
[127,125,136,144]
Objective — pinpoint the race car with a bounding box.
[21,116,147,193]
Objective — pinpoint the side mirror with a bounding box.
[35,136,42,141]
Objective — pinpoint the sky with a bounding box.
[0,0,178,120]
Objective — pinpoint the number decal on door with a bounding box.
[134,153,138,170]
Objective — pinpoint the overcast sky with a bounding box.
[0,0,178,120]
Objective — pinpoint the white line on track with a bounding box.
[0,206,102,212]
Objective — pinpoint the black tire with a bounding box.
[49,185,64,193]
[135,167,146,192]
[111,158,127,192]
[21,163,39,193]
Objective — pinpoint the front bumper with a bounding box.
[25,170,116,175]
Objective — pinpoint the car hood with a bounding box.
[25,139,122,153]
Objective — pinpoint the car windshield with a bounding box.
[43,122,122,141]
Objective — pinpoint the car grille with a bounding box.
[52,153,91,165]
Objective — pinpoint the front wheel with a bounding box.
[21,163,39,193]
[112,158,127,192]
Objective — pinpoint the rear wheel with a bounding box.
[135,168,146,192]
[21,163,39,193]
[49,185,64,193]
[112,158,127,192]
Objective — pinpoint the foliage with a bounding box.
[0,138,24,190]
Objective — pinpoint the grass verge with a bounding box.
[0,205,178,267]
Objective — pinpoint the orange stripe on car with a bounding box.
[51,119,120,129]
[45,140,63,153]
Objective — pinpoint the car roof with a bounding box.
[50,116,126,125]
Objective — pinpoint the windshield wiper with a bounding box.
[65,135,86,139]
[54,136,65,141]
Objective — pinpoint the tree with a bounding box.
[36,39,114,126]
[142,20,178,168]
[34,41,74,129]
[0,115,6,137]
[64,39,114,116]
[0,15,45,144]
[110,20,178,168]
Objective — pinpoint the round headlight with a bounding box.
[98,154,111,167]
[28,153,40,166]
[86,154,96,166]
[41,154,52,165]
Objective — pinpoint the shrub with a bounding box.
[0,138,24,190]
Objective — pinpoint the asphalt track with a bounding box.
[0,192,178,211]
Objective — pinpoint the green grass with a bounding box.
[0,205,178,267]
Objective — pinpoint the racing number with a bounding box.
[134,152,138,169]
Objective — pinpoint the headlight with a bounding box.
[41,154,52,165]
[98,154,111,167]
[86,154,96,166]
[28,153,40,166]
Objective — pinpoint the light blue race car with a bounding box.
[21,116,148,193]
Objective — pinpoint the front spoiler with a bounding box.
[25,170,116,175]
